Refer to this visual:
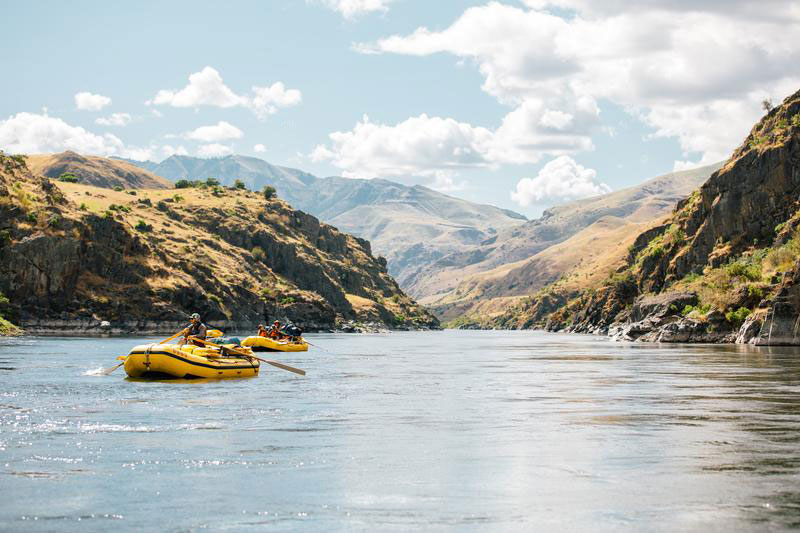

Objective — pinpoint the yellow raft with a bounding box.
[241,336,309,352]
[124,343,260,379]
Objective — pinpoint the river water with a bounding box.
[1,330,800,531]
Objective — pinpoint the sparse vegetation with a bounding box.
[234,179,246,190]
[135,219,152,232]
[262,185,277,200]
[725,306,751,327]
[175,179,191,189]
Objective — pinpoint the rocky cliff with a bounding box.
[0,152,439,335]
[488,89,800,345]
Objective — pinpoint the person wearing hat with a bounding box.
[268,320,285,339]
[183,312,208,346]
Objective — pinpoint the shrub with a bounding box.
[127,190,137,195]
[47,214,61,228]
[792,114,800,127]
[726,307,751,327]
[665,224,686,246]
[391,294,400,303]
[234,179,246,190]
[172,194,184,203]
[58,172,79,183]
[113,185,124,192]
[262,185,277,200]
[394,313,406,324]
[252,246,266,260]
[747,285,764,300]
[725,259,761,282]
[103,210,114,219]
[280,296,296,305]
[135,219,151,232]
[26,212,37,223]
[79,203,88,211]
[175,179,192,189]
[206,178,220,187]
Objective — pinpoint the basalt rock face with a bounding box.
[0,153,439,335]
[491,88,800,344]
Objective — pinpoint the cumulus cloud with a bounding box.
[360,1,800,167]
[161,145,188,158]
[250,82,302,119]
[197,143,233,158]
[1,111,131,156]
[95,112,132,127]
[312,99,596,179]
[511,156,610,206]
[318,0,392,19]
[253,143,266,153]
[147,66,301,119]
[74,92,112,111]
[0,111,172,161]
[185,121,243,142]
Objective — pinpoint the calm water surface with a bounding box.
[2,330,800,531]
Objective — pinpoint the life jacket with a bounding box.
[187,321,207,338]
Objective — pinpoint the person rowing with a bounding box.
[182,312,208,346]
[268,320,285,339]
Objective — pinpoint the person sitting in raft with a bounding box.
[182,312,207,346]
[257,324,269,337]
[268,320,285,339]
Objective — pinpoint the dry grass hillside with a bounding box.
[0,152,438,334]
[27,151,173,190]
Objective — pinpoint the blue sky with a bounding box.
[2,0,798,216]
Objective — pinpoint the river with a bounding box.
[1,330,799,531]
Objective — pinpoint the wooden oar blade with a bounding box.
[101,362,125,375]
[265,360,306,376]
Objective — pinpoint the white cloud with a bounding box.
[185,121,243,142]
[250,82,302,119]
[312,100,595,179]
[74,91,112,111]
[161,145,188,158]
[253,143,266,153]
[95,112,132,127]
[148,66,302,119]
[0,111,147,158]
[197,143,233,158]
[511,156,610,206]
[318,0,392,19]
[361,2,800,167]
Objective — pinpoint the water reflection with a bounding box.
[0,331,799,530]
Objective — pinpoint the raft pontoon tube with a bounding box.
[241,336,309,352]
[124,343,260,379]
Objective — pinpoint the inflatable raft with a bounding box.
[124,343,260,379]
[241,335,309,352]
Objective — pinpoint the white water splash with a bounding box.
[83,367,108,376]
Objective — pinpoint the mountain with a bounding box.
[417,162,721,317]
[0,153,438,335]
[124,154,527,290]
[488,88,800,345]
[27,151,173,189]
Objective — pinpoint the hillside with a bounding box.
[0,152,438,335]
[421,163,720,319]
[28,151,173,189]
[489,88,800,345]
[123,155,527,291]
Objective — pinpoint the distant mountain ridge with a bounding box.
[122,154,528,289]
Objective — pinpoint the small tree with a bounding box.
[762,98,774,112]
[58,172,79,183]
[262,185,277,200]
[234,179,246,190]
[206,177,220,187]
[175,179,191,189]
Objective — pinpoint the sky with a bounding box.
[1,0,799,217]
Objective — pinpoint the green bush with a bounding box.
[135,219,151,232]
[58,172,79,183]
[206,178,220,187]
[280,296,296,305]
[252,246,266,260]
[175,179,192,189]
[747,285,764,300]
[725,307,751,326]
[394,313,406,324]
[262,185,277,200]
[234,179,246,190]
[113,185,124,192]
[725,260,761,282]
[172,194,184,203]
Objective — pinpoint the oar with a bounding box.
[304,339,334,355]
[160,329,186,344]
[188,336,306,376]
